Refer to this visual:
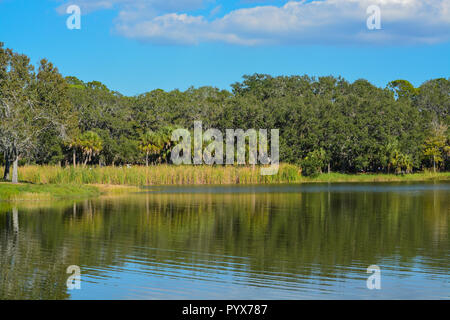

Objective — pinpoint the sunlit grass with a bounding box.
[0,165,448,187]
[0,182,100,201]
[3,164,303,186]
[308,171,450,182]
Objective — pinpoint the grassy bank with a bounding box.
[0,182,141,201]
[1,165,448,201]
[303,171,450,182]
[1,165,449,186]
[0,183,101,201]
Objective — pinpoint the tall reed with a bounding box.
[2,164,301,186]
[1,165,448,186]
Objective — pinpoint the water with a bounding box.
[0,182,448,300]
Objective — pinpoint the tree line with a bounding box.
[0,43,449,182]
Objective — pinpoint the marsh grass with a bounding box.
[308,171,450,182]
[0,182,100,201]
[1,165,448,187]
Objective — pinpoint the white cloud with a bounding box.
[59,0,450,45]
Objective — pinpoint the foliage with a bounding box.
[0,183,100,200]
[0,43,449,176]
[2,165,448,187]
[75,131,103,166]
[301,148,327,176]
[0,43,76,182]
[422,123,449,172]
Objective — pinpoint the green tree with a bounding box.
[0,46,36,183]
[423,123,448,172]
[302,148,327,176]
[0,45,75,183]
[77,131,103,166]
[139,131,162,166]
[387,79,418,101]
[390,150,413,174]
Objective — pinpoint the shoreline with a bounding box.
[2,164,450,185]
[0,183,141,201]
[0,170,448,201]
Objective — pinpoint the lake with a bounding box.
[0,182,448,299]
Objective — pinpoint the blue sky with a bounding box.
[0,0,449,96]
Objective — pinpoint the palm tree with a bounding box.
[139,131,163,166]
[69,135,82,167]
[77,131,103,166]
[391,150,413,174]
[138,127,175,166]
[156,126,175,163]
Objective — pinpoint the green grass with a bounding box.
[0,166,448,201]
[304,171,450,183]
[0,183,101,201]
[278,171,450,184]
[0,165,448,194]
[5,164,305,185]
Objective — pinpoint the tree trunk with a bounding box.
[12,156,19,184]
[433,155,436,173]
[73,149,76,167]
[328,163,331,174]
[146,152,149,167]
[3,152,10,181]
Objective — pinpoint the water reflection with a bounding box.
[0,182,448,299]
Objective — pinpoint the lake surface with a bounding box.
[0,182,448,299]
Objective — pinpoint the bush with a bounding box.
[301,149,326,177]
